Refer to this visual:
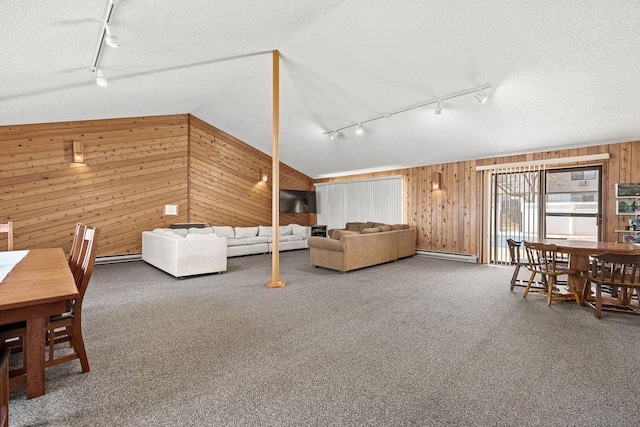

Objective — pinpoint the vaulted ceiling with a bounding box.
[3,1,640,178]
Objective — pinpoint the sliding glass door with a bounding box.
[488,165,602,264]
[489,166,542,264]
[544,166,601,241]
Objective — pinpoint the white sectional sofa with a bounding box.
[212,224,310,257]
[141,224,310,277]
[142,228,227,278]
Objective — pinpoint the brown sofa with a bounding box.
[308,222,416,273]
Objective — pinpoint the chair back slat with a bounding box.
[506,238,522,264]
[0,222,13,251]
[74,226,100,299]
[68,223,87,276]
[523,241,561,272]
[589,253,640,286]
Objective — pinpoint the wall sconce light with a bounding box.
[72,141,84,163]
[431,172,442,191]
[261,169,268,182]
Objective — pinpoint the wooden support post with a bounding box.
[266,50,286,288]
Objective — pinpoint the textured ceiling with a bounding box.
[3,0,640,178]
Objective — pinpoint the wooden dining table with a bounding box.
[0,248,77,399]
[535,239,640,305]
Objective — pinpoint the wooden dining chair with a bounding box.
[507,238,545,291]
[46,225,100,372]
[0,225,100,378]
[506,238,527,290]
[522,241,575,305]
[0,222,13,251]
[582,253,640,319]
[68,223,87,277]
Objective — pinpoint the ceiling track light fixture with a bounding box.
[95,70,108,86]
[474,89,488,104]
[322,84,491,137]
[104,25,120,48]
[355,123,364,135]
[90,0,120,83]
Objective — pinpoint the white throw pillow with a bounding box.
[212,226,235,239]
[258,225,272,236]
[279,225,292,236]
[235,227,259,238]
[290,224,308,238]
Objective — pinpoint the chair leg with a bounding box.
[595,283,602,319]
[510,264,521,291]
[547,275,555,306]
[582,279,591,306]
[69,325,90,373]
[522,271,537,298]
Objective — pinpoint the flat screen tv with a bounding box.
[279,189,317,213]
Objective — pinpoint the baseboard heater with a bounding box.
[95,254,142,265]
[415,250,477,263]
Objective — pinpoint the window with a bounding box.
[571,170,597,181]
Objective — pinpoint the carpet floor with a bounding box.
[8,249,640,426]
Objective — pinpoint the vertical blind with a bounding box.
[482,164,544,264]
[315,176,402,230]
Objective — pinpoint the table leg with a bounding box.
[25,317,46,399]
[569,254,590,306]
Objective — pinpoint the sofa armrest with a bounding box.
[308,236,344,252]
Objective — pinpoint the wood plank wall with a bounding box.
[188,116,315,227]
[0,114,314,256]
[0,115,190,256]
[1,112,635,259]
[315,140,640,259]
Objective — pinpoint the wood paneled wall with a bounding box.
[0,114,315,256]
[316,141,640,259]
[0,115,190,256]
[189,116,315,227]
[1,112,635,259]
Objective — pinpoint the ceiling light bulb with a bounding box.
[96,70,108,86]
[105,25,120,47]
[329,131,340,140]
[474,90,488,104]
[355,124,364,135]
[435,101,443,115]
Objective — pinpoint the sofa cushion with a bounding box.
[212,226,235,239]
[284,234,304,242]
[360,227,381,234]
[378,225,392,232]
[359,222,374,232]
[279,225,292,236]
[186,233,217,240]
[188,227,214,234]
[390,224,409,230]
[372,222,387,229]
[171,228,188,237]
[291,224,308,238]
[331,229,359,240]
[244,236,269,245]
[345,222,364,232]
[258,225,272,237]
[153,228,186,238]
[226,238,247,247]
[235,227,258,238]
